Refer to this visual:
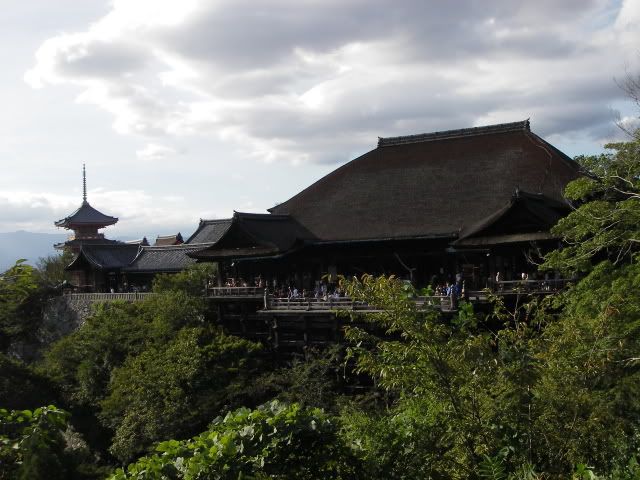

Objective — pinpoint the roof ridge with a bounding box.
[377,119,530,147]
[234,211,291,219]
[141,244,202,250]
[199,218,233,224]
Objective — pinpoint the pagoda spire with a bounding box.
[82,163,87,203]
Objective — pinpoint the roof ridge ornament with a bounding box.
[82,163,87,203]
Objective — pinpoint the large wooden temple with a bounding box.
[59,120,579,299]
[189,120,579,291]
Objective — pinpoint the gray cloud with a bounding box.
[25,0,640,167]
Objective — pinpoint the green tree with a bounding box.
[100,326,265,462]
[0,406,70,480]
[337,271,640,478]
[338,274,513,478]
[0,353,56,410]
[109,401,364,480]
[152,263,216,296]
[530,260,640,474]
[35,250,73,287]
[0,260,39,353]
[542,134,640,274]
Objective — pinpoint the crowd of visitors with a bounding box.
[214,269,565,302]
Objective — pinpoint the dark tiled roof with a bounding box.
[269,120,580,242]
[55,201,118,228]
[67,244,139,270]
[124,245,200,272]
[454,191,569,245]
[189,212,315,260]
[185,219,233,244]
[154,233,183,246]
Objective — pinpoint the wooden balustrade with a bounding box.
[494,278,574,292]
[264,295,454,312]
[63,292,155,301]
[207,286,265,297]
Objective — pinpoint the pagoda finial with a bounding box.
[82,164,87,202]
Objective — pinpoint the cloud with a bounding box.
[136,143,176,161]
[25,0,640,165]
[0,189,205,239]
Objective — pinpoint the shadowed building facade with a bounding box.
[189,120,580,291]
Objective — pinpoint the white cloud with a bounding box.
[23,0,640,168]
[136,143,176,161]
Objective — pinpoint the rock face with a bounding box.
[9,295,96,362]
[40,295,95,345]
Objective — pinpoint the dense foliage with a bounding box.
[0,260,40,353]
[40,276,268,463]
[543,137,640,273]
[0,406,70,480]
[109,401,363,480]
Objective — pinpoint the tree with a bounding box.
[0,353,56,410]
[338,274,513,477]
[100,326,265,462]
[152,263,217,296]
[542,134,640,274]
[0,406,70,480]
[35,250,73,287]
[337,272,640,478]
[0,260,39,353]
[109,401,364,480]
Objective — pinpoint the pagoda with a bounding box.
[54,165,119,253]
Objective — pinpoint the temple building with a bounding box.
[56,167,201,292]
[59,120,580,296]
[189,120,580,290]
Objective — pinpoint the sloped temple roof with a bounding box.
[124,245,200,273]
[453,190,571,246]
[66,244,139,270]
[55,200,118,228]
[185,219,233,244]
[154,233,184,246]
[269,120,580,242]
[189,212,315,261]
[66,243,201,273]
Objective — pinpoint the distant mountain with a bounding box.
[0,231,67,271]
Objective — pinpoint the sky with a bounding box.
[1,0,639,241]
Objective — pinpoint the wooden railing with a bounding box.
[265,295,454,312]
[207,286,265,297]
[495,278,574,292]
[63,292,155,302]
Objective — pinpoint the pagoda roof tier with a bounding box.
[55,200,118,229]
